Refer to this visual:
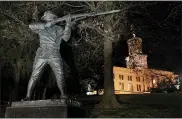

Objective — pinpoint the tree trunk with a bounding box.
[0,61,3,100]
[97,2,120,108]
[0,60,5,83]
[0,63,1,83]
[13,60,21,101]
[101,39,119,108]
[0,61,3,87]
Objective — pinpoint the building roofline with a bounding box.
[113,66,177,75]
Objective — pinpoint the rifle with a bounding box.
[52,9,121,24]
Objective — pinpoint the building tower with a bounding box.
[125,27,148,70]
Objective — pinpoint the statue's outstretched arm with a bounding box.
[62,24,71,42]
[62,15,72,42]
[29,23,46,31]
[29,22,54,33]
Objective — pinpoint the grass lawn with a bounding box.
[1,94,182,118]
[77,94,182,118]
[86,104,180,118]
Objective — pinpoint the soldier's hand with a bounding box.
[45,22,53,28]
[66,14,71,25]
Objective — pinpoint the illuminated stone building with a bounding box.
[113,36,178,94]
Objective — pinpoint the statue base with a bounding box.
[5,99,67,118]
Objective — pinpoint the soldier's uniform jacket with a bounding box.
[37,25,62,58]
[29,23,70,59]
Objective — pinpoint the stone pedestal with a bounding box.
[5,99,67,118]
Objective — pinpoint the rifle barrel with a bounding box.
[54,9,121,23]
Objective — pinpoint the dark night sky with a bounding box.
[113,2,181,74]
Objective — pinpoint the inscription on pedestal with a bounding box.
[5,99,67,118]
[11,99,66,107]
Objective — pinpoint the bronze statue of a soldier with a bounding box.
[23,11,73,101]
[22,9,124,101]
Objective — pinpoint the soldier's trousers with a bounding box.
[26,57,65,98]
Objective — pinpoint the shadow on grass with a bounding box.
[68,106,86,118]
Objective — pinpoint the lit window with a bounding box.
[136,77,140,82]
[121,83,124,90]
[128,76,132,81]
[137,84,138,91]
[137,84,141,91]
[119,75,124,80]
[128,83,132,91]
[119,75,121,80]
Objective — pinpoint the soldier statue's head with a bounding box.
[41,11,58,22]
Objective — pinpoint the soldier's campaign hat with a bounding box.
[41,11,58,21]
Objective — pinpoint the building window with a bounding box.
[121,83,124,90]
[137,84,141,91]
[119,75,124,80]
[136,77,140,82]
[119,75,121,80]
[128,83,133,91]
[153,79,156,84]
[128,76,132,81]
[137,84,138,91]
[113,73,115,79]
